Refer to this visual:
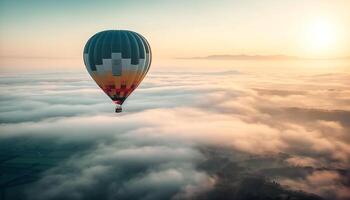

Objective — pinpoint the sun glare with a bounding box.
[303,18,338,56]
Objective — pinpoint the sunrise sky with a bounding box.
[1,0,350,68]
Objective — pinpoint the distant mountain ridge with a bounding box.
[180,54,350,60]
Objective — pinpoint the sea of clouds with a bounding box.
[0,65,349,200]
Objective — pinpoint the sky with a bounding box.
[1,0,350,70]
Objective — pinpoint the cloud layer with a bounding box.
[0,67,349,200]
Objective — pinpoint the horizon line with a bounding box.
[177,54,350,61]
[1,54,350,61]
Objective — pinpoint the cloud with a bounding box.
[280,171,350,200]
[0,70,349,200]
[27,143,214,200]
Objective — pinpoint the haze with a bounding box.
[1,0,350,71]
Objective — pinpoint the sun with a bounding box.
[303,18,338,56]
[308,20,335,49]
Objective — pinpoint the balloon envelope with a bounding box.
[83,30,151,111]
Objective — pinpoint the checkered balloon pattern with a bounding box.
[83,30,151,105]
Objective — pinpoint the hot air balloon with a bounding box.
[83,30,151,112]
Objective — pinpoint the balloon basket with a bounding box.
[115,105,122,113]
